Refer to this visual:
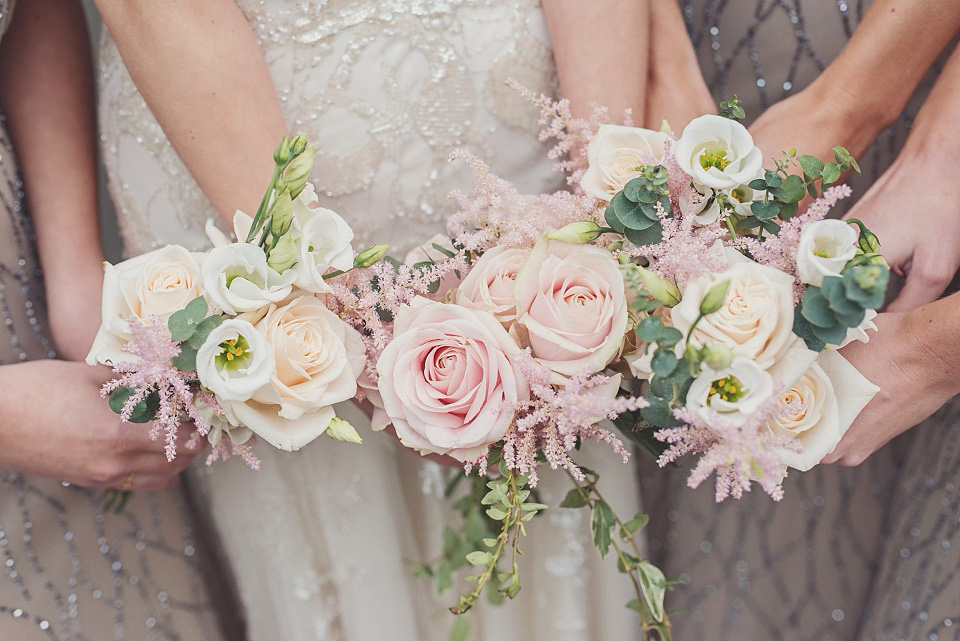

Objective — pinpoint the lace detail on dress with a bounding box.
[98,0,561,257]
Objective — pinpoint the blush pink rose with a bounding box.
[513,240,628,381]
[376,297,527,462]
[456,245,530,326]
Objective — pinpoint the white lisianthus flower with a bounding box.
[837,308,878,348]
[686,356,775,425]
[196,319,275,403]
[770,350,879,471]
[726,179,763,218]
[86,245,206,366]
[580,124,671,201]
[202,243,296,315]
[674,114,763,190]
[192,398,253,447]
[678,183,721,226]
[796,219,859,287]
[289,184,355,293]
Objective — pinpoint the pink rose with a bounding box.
[376,298,527,462]
[513,240,628,381]
[456,245,530,326]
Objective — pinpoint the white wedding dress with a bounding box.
[97,2,644,639]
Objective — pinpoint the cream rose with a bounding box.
[196,319,275,402]
[512,240,629,382]
[686,356,774,425]
[202,243,296,315]
[674,114,763,190]
[227,296,366,451]
[86,245,205,366]
[580,124,671,201]
[769,350,879,471]
[796,219,858,287]
[376,298,527,463]
[672,255,800,372]
[456,245,530,326]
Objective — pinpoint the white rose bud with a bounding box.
[796,219,858,287]
[545,221,605,244]
[196,319,275,402]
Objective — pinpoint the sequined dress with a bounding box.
[0,2,226,640]
[640,3,960,641]
[97,2,645,640]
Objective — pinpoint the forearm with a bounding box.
[898,44,960,159]
[94,0,288,220]
[0,0,103,284]
[904,294,960,395]
[542,0,649,120]
[810,0,960,137]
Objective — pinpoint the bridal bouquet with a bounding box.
[339,93,887,637]
[86,136,386,470]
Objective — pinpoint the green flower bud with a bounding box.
[273,137,293,165]
[269,189,294,237]
[325,417,363,444]
[283,145,316,198]
[702,343,733,371]
[290,133,308,156]
[699,279,730,315]
[353,244,389,269]
[545,221,604,244]
[852,264,884,292]
[266,234,298,273]
[858,229,880,255]
[636,265,682,307]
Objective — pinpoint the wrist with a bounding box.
[902,305,960,397]
[804,72,897,153]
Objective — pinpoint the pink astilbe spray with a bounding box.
[446,150,599,253]
[494,350,645,486]
[100,319,212,462]
[657,390,800,502]
[735,184,853,301]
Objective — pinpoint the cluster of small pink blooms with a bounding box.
[206,439,261,471]
[659,392,800,502]
[100,318,212,462]
[735,184,853,302]
[627,201,729,282]
[446,150,599,252]
[505,78,628,185]
[498,351,643,486]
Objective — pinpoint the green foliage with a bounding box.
[605,166,672,246]
[719,96,746,121]
[448,616,470,641]
[794,262,889,351]
[108,386,159,424]
[591,500,616,558]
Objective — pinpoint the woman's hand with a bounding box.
[843,147,960,311]
[0,361,200,490]
[825,308,960,466]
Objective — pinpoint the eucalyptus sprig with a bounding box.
[561,469,673,640]
[450,459,546,616]
[605,165,673,247]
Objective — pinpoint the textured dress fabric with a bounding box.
[98,2,645,640]
[640,2,959,640]
[0,2,226,640]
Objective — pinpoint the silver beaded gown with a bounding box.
[97,2,645,640]
[0,2,226,639]
[640,2,960,640]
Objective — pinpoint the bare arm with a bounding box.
[93,0,288,219]
[0,0,104,359]
[751,0,960,162]
[541,0,649,121]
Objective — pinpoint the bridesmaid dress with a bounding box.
[642,2,959,640]
[0,2,226,639]
[97,1,645,640]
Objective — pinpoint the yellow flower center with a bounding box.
[708,375,746,405]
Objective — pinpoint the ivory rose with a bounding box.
[86,245,205,366]
[770,350,879,471]
[674,114,763,190]
[227,296,366,451]
[456,245,530,325]
[796,219,858,287]
[512,240,629,382]
[375,298,527,463]
[580,124,671,201]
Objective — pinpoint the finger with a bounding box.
[131,450,197,476]
[887,262,953,312]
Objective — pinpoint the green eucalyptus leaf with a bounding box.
[651,349,678,377]
[747,178,767,191]
[188,315,224,348]
[591,500,616,558]
[750,201,780,220]
[821,162,841,185]
[812,322,849,346]
[604,201,627,234]
[109,386,133,415]
[635,317,664,342]
[624,224,664,246]
[622,177,644,202]
[799,290,835,328]
[172,344,199,372]
[641,398,681,429]
[129,392,160,424]
[774,174,806,203]
[797,155,824,179]
[763,170,782,188]
[657,327,684,347]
